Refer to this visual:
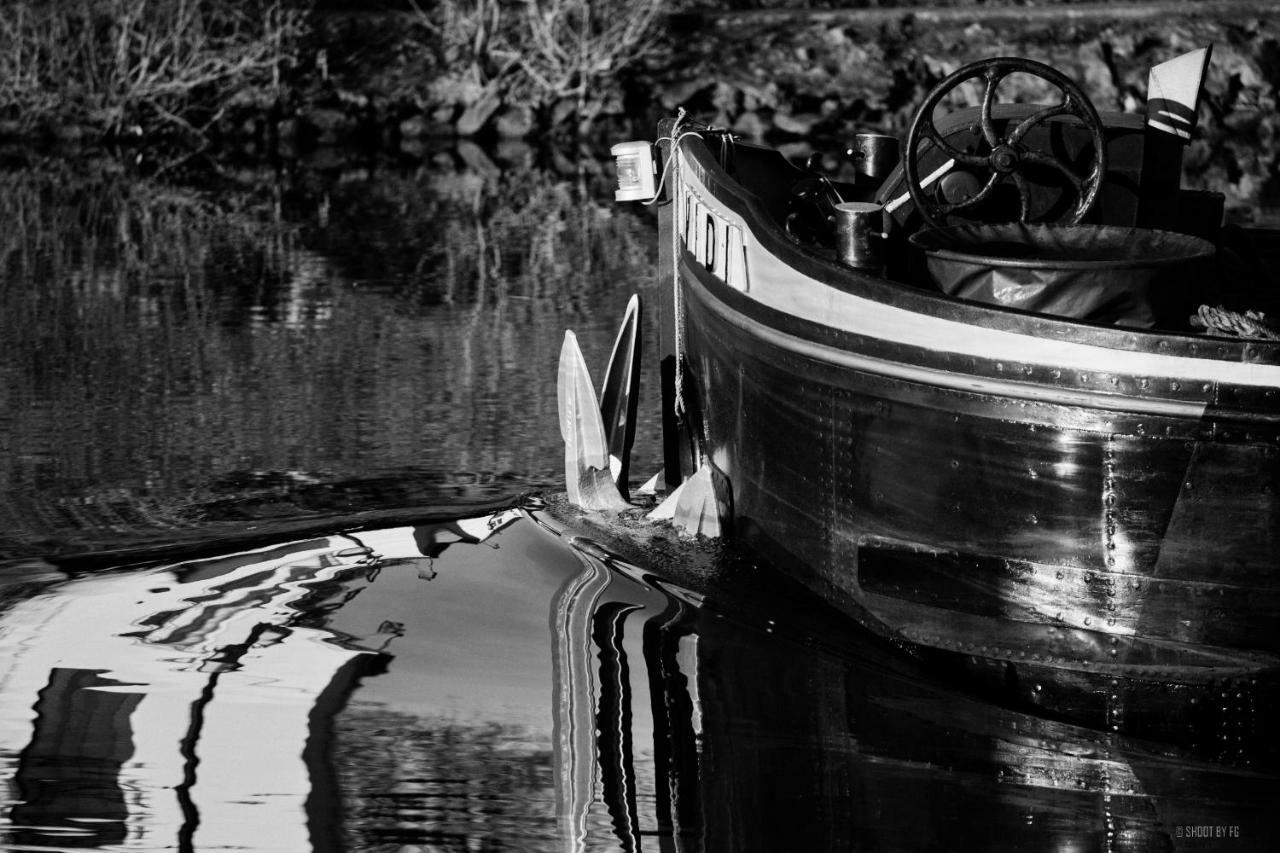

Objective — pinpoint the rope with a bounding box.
[649,108,698,420]
[1191,304,1280,341]
[644,108,699,209]
[647,112,735,431]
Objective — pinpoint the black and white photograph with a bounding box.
[0,0,1277,850]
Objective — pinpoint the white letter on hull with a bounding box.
[680,186,748,291]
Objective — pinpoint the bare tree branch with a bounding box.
[0,0,306,138]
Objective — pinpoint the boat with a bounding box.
[563,50,1280,735]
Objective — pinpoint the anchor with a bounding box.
[557,294,732,538]
[556,295,639,513]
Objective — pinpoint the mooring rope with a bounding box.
[644,108,696,210]
[1191,304,1280,341]
[647,108,696,420]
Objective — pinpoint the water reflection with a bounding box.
[0,156,659,560]
[1,508,1276,851]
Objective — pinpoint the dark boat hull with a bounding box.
[665,137,1280,731]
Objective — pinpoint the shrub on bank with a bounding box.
[0,0,306,142]
[274,0,669,145]
[405,0,667,137]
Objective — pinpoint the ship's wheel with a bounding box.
[904,57,1108,230]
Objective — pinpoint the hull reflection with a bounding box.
[0,513,521,850]
[0,509,1274,850]
[0,535,394,850]
[540,512,1280,853]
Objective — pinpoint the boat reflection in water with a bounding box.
[0,507,1275,851]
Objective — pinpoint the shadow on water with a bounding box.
[0,506,1276,852]
[0,152,661,561]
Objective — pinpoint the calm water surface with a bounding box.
[0,150,1277,851]
[0,151,659,556]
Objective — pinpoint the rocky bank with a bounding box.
[13,5,1275,213]
[196,4,1279,213]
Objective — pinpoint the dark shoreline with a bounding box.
[1,2,1277,213]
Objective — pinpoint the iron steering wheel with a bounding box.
[904,57,1108,230]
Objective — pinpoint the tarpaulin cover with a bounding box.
[909,223,1215,328]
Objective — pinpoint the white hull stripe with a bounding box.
[677,148,1280,389]
[685,257,1210,419]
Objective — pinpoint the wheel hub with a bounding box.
[991,145,1020,173]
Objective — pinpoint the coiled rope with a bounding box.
[1191,305,1280,341]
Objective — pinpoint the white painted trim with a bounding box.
[686,257,1210,419]
[676,146,1280,389]
[1147,117,1192,139]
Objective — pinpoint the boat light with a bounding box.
[611,141,657,202]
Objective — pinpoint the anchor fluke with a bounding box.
[648,462,732,538]
[600,294,642,498]
[557,330,630,512]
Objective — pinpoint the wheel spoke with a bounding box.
[921,124,990,168]
[980,67,1005,147]
[1020,150,1085,196]
[1010,171,1032,221]
[1008,99,1073,144]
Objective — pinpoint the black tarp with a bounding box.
[909,223,1215,329]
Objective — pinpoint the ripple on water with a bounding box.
[0,510,1277,851]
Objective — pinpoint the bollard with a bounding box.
[847,133,900,180]
[835,202,887,272]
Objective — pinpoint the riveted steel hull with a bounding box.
[664,137,1280,732]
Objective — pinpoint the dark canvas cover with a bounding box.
[909,223,1215,328]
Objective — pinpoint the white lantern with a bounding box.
[611,141,657,202]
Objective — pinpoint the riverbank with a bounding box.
[1,2,1277,211]
[201,2,1280,214]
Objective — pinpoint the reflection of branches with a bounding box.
[0,170,293,303]
[331,162,652,311]
[0,162,656,555]
[0,168,303,486]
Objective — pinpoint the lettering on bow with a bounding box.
[680,186,749,291]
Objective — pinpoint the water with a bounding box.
[5,507,1278,850]
[0,149,660,558]
[0,149,1278,851]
